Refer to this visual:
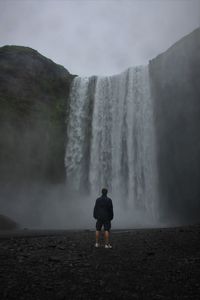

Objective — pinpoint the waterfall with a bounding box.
[65,66,158,225]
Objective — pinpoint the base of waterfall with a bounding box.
[1,225,200,299]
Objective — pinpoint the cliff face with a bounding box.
[0,46,73,184]
[149,28,200,222]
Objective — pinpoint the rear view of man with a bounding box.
[93,188,114,248]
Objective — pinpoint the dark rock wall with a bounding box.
[149,28,200,222]
[0,214,18,230]
[0,46,73,185]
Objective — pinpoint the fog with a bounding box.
[1,183,164,230]
[0,0,199,76]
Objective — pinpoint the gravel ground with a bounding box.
[1,225,200,299]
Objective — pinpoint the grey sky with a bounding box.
[0,0,199,76]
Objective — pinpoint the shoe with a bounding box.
[95,243,100,248]
[105,244,112,249]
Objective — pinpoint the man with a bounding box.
[93,188,114,249]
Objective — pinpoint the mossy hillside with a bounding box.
[0,45,73,184]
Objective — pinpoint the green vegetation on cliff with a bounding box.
[0,45,73,184]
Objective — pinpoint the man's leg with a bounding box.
[104,221,112,248]
[95,220,102,247]
[104,230,110,245]
[95,230,100,244]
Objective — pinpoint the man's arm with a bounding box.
[93,200,98,219]
[109,199,114,220]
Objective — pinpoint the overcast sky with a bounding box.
[0,0,199,76]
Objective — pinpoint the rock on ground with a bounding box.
[0,225,200,299]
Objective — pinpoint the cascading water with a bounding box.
[65,66,158,227]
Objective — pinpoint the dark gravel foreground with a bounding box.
[1,225,200,300]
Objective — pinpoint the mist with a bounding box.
[1,182,163,230]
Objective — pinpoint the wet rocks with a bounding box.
[1,226,200,299]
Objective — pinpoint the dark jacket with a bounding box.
[93,195,114,221]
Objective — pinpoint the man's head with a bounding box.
[102,188,108,196]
